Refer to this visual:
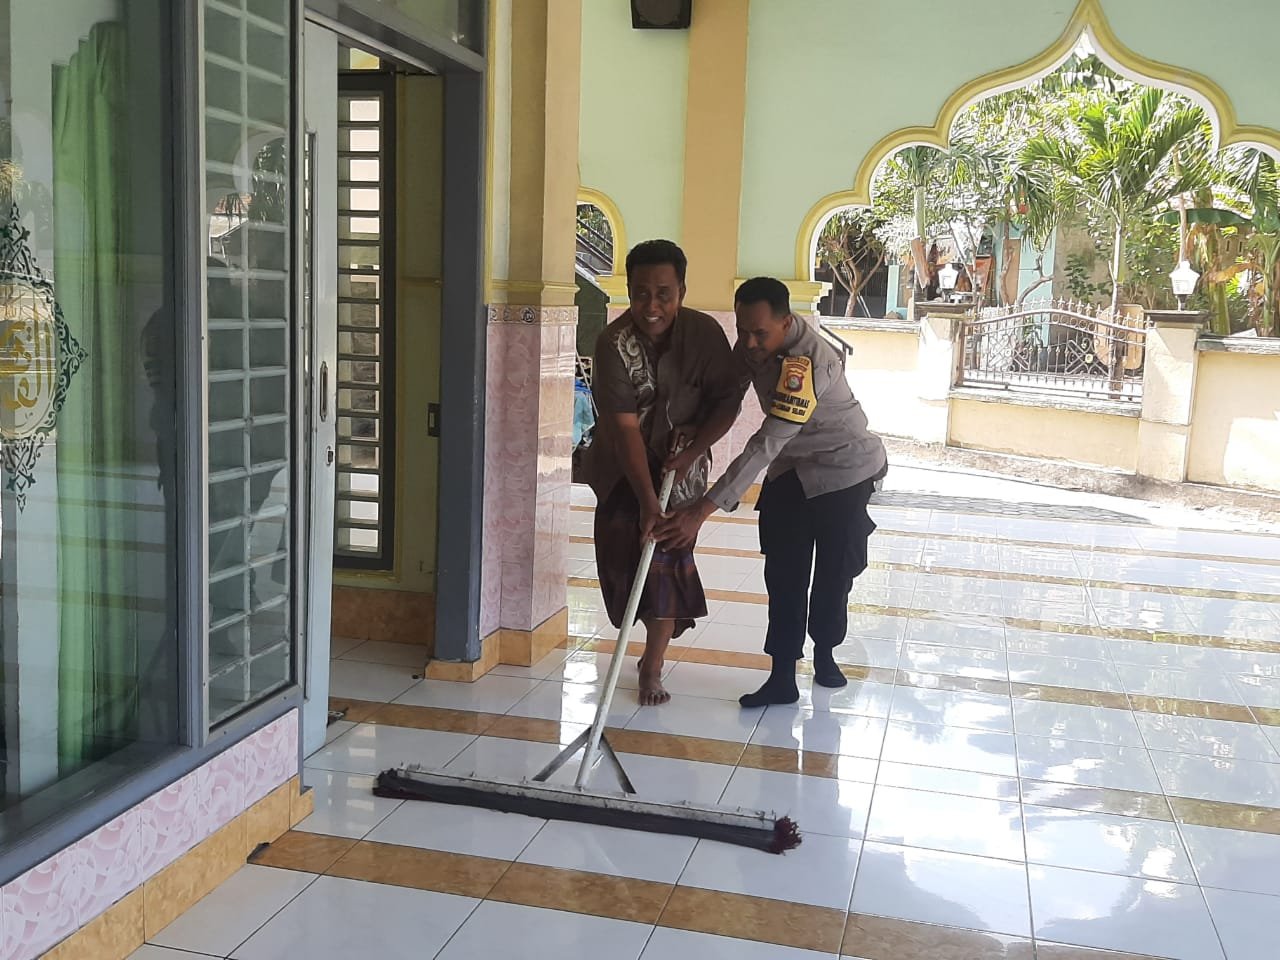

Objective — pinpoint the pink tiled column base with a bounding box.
[481,306,577,635]
[0,710,299,960]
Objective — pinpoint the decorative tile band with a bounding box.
[0,710,299,960]
[486,304,578,325]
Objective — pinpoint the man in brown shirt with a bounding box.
[587,240,741,705]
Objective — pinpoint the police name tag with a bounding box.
[770,356,816,424]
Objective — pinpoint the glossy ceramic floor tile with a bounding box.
[506,679,641,727]
[394,674,542,714]
[329,636,362,659]
[834,636,903,669]
[1003,628,1110,661]
[662,661,772,702]
[231,876,478,960]
[327,660,421,703]
[1135,714,1278,762]
[443,735,568,781]
[1230,674,1280,709]
[850,841,1032,937]
[590,752,736,806]
[1202,887,1280,960]
[365,798,544,860]
[898,642,1008,681]
[296,769,403,839]
[129,948,217,960]
[338,640,429,669]
[1012,701,1145,747]
[1028,865,1224,960]
[1016,736,1163,794]
[865,786,1024,860]
[627,693,764,743]
[490,647,576,681]
[152,865,317,956]
[1006,653,1126,694]
[1148,749,1280,807]
[844,613,911,642]
[880,720,1019,778]
[709,600,770,627]
[888,687,1014,734]
[719,767,876,839]
[750,707,887,758]
[435,900,652,960]
[322,719,356,746]
[308,724,476,777]
[1114,664,1245,706]
[904,617,1007,651]
[1179,823,1280,896]
[1106,638,1218,671]
[692,620,770,654]
[517,819,696,884]
[639,927,837,960]
[678,830,862,909]
[801,680,898,718]
[1021,805,1195,882]
[874,761,1022,802]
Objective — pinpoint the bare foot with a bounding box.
[638,660,671,706]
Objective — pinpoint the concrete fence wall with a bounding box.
[829,309,1280,495]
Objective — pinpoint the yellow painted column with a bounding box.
[679,0,750,312]
[502,0,582,307]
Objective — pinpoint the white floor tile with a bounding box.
[1012,700,1144,747]
[296,769,402,839]
[1180,823,1280,897]
[1006,653,1125,693]
[750,708,887,758]
[692,620,768,654]
[626,694,763,743]
[1230,674,1280,709]
[1136,714,1278,762]
[517,820,696,884]
[640,927,836,960]
[328,660,421,703]
[153,865,316,956]
[850,841,1031,937]
[1016,736,1163,794]
[888,688,1014,734]
[321,720,355,747]
[865,786,1024,861]
[835,637,903,669]
[1106,638,1219,671]
[128,948,219,960]
[904,618,1006,651]
[435,901,651,960]
[575,753,735,807]
[844,613,911,642]
[1028,865,1224,960]
[874,762,1021,802]
[1022,805,1195,882]
[507,679,641,727]
[1148,750,1280,807]
[490,647,576,681]
[662,661,771,702]
[678,831,861,909]
[394,675,541,713]
[231,876,477,960]
[719,767,874,839]
[802,680,897,718]
[898,642,1008,681]
[1203,887,1280,960]
[1003,629,1110,661]
[307,724,475,777]
[444,735,569,781]
[329,636,362,659]
[880,720,1019,778]
[710,601,771,628]
[365,798,543,860]
[338,641,428,669]
[1115,664,1245,705]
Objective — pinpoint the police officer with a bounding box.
[657,276,887,707]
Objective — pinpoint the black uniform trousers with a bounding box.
[756,470,877,660]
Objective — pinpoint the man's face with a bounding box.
[735,300,792,366]
[627,263,684,340]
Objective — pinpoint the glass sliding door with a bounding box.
[202,0,296,724]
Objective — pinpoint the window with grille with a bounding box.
[335,73,396,569]
[203,0,294,724]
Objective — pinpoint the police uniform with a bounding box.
[706,315,887,666]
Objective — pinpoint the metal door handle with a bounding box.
[319,361,329,422]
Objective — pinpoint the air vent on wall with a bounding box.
[631,0,692,30]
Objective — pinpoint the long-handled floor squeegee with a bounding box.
[374,470,801,853]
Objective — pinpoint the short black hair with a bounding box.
[735,276,790,316]
[625,239,687,286]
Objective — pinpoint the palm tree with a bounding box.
[1023,87,1213,316]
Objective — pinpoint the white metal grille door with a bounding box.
[203,0,294,724]
[335,76,395,568]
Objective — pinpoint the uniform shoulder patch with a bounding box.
[769,355,816,424]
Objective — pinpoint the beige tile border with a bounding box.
[842,913,1035,960]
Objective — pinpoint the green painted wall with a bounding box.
[726,0,1280,279]
[578,0,689,250]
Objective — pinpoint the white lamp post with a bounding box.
[937,262,959,300]
[1169,259,1200,311]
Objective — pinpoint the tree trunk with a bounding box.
[1108,221,1125,397]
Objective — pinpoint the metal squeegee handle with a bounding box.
[575,469,677,787]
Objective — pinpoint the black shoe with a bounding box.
[813,651,848,689]
[740,659,800,707]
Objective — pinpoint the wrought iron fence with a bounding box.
[957,300,1148,402]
